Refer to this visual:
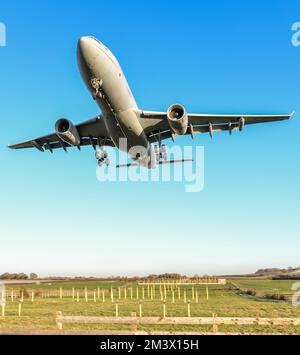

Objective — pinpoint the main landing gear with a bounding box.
[154,144,168,163]
[96,148,110,167]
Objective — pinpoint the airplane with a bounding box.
[8,36,293,169]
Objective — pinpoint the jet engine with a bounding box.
[167,104,188,135]
[55,119,81,147]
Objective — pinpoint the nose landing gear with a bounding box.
[91,78,103,100]
[96,149,110,167]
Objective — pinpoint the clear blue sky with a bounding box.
[0,0,299,277]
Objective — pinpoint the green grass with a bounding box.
[233,280,296,295]
[1,280,300,334]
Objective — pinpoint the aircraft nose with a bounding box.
[77,36,105,91]
[77,36,103,71]
[78,36,92,48]
[78,36,95,60]
[77,37,97,84]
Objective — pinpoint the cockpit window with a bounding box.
[88,36,120,68]
[88,36,106,49]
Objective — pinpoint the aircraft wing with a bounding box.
[139,110,294,143]
[8,116,115,152]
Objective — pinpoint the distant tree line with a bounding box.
[41,273,217,282]
[0,273,218,282]
[44,274,186,281]
[256,266,300,275]
[272,275,300,281]
[0,273,38,280]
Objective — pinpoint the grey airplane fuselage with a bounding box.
[77,36,149,158]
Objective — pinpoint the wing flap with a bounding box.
[189,113,293,126]
[8,116,114,152]
[140,110,294,143]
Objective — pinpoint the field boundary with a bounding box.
[0,328,292,336]
[56,312,300,333]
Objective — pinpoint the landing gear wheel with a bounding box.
[95,151,102,160]
[154,144,169,163]
[91,78,103,101]
[161,144,167,153]
[96,148,110,168]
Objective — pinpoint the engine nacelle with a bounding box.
[55,119,81,147]
[167,104,188,135]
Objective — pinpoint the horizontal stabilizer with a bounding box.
[158,159,193,165]
[116,159,193,169]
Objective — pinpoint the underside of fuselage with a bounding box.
[77,36,150,165]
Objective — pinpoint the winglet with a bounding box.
[290,111,295,119]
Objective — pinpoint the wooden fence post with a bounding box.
[136,287,139,300]
[212,313,218,333]
[18,303,22,317]
[131,312,138,332]
[21,291,24,303]
[163,302,166,318]
[206,287,209,301]
[31,291,34,303]
[94,291,96,303]
[102,291,105,303]
[56,311,63,331]
[1,303,5,317]
[98,288,100,300]
[115,303,119,317]
[85,288,88,302]
[188,302,191,318]
[196,291,199,303]
[111,288,114,303]
[72,288,75,300]
[59,288,63,300]
[77,291,79,302]
[139,303,142,318]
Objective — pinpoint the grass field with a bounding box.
[233,280,297,295]
[0,280,300,334]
